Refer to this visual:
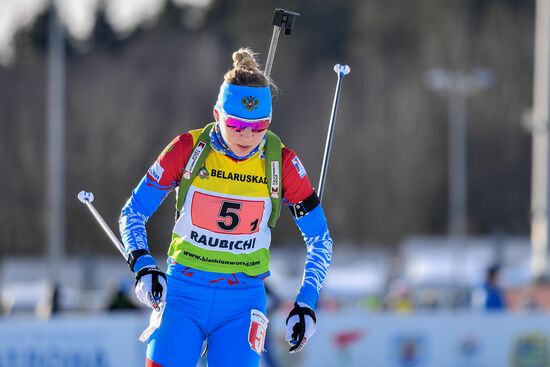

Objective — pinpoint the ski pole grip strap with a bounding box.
[286,302,317,324]
[289,191,320,219]
[134,266,166,284]
[127,249,150,271]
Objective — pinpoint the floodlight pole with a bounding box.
[426,69,492,238]
[530,0,550,279]
[46,5,65,284]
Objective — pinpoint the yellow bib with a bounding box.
[167,129,272,275]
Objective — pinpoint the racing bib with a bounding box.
[168,146,272,276]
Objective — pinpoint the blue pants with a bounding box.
[146,263,268,367]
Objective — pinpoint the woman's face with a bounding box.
[216,110,268,157]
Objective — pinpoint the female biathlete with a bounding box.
[119,48,333,367]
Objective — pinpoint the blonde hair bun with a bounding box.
[232,47,260,73]
[224,47,277,93]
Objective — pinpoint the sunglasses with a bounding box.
[219,109,271,132]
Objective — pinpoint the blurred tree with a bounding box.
[0,0,536,256]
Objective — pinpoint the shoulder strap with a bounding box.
[266,130,283,228]
[175,124,283,228]
[175,122,214,216]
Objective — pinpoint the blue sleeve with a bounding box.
[119,174,174,271]
[293,204,333,308]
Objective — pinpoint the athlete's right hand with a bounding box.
[135,266,167,311]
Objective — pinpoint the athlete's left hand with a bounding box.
[285,302,317,353]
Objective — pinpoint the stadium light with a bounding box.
[426,68,493,238]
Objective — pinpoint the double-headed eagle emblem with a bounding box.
[242,96,259,111]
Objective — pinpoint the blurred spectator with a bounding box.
[360,295,383,312]
[416,289,439,310]
[107,279,138,311]
[385,279,415,313]
[471,265,506,311]
[515,279,550,312]
[35,281,61,319]
[518,285,539,312]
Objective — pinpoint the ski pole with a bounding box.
[77,190,164,314]
[77,190,127,259]
[264,8,300,77]
[318,64,351,202]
